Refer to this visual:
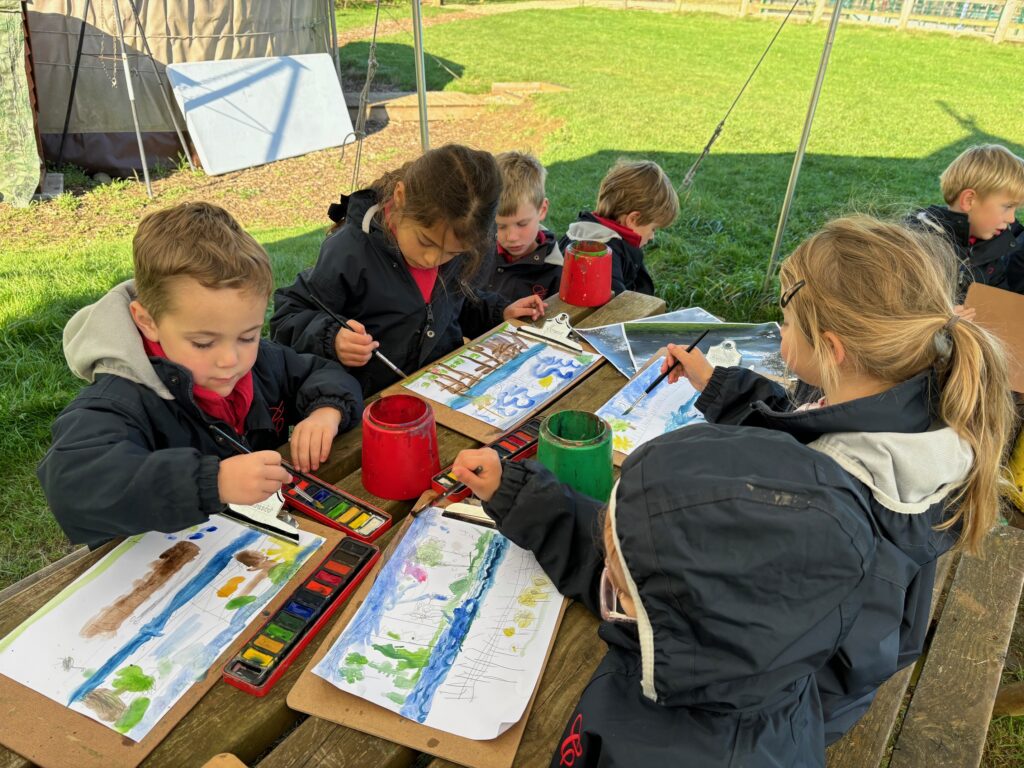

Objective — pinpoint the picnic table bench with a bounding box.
[0,289,1020,768]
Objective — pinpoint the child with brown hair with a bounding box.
[909,143,1024,299]
[450,215,1014,766]
[561,159,679,296]
[38,202,363,548]
[271,145,547,396]
[479,151,563,302]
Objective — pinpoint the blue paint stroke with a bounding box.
[400,533,509,722]
[316,516,432,676]
[446,343,546,411]
[66,529,260,706]
[128,538,321,739]
[530,354,586,380]
[152,615,202,657]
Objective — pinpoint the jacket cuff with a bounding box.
[303,395,361,430]
[483,460,535,526]
[695,365,730,414]
[320,319,343,361]
[198,454,223,514]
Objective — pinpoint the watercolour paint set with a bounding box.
[283,476,391,542]
[431,417,543,502]
[224,537,379,696]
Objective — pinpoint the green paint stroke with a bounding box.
[386,631,401,640]
[225,595,258,610]
[114,697,150,734]
[385,692,407,705]
[339,652,368,683]
[414,538,444,567]
[268,561,293,585]
[371,643,432,672]
[0,538,141,653]
[112,665,154,693]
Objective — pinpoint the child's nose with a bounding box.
[218,348,239,367]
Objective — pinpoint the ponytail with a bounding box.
[935,317,1016,554]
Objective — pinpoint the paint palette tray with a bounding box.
[223,537,379,696]
[283,477,391,543]
[431,417,542,502]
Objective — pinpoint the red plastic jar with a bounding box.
[361,394,441,500]
[559,240,613,307]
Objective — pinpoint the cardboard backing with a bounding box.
[0,518,343,768]
[964,283,1024,392]
[288,517,568,768]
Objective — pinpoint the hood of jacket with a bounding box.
[565,217,622,244]
[607,423,875,711]
[63,280,173,400]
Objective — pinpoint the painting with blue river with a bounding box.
[403,324,600,431]
[313,508,563,740]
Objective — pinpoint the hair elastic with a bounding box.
[943,314,961,332]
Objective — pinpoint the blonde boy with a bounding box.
[562,160,680,296]
[38,202,363,547]
[479,151,563,301]
[910,144,1024,298]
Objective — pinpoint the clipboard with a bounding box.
[288,516,569,768]
[382,320,604,444]
[0,517,342,768]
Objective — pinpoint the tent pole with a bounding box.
[762,0,844,291]
[410,0,429,152]
[57,0,91,167]
[110,0,152,197]
[126,0,194,171]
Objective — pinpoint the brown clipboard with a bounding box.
[382,320,604,444]
[964,283,1024,392]
[288,516,569,768]
[0,517,343,768]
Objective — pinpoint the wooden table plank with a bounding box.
[257,717,415,768]
[826,552,957,768]
[889,526,1024,768]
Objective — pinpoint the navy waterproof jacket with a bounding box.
[37,281,363,547]
[478,228,563,303]
[270,190,510,396]
[484,424,877,767]
[695,366,972,741]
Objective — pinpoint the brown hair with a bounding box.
[496,151,546,216]
[940,144,1024,204]
[369,144,501,287]
[779,216,1016,554]
[594,159,679,227]
[133,202,272,320]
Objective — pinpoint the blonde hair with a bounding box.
[940,144,1024,204]
[496,151,546,216]
[594,160,680,228]
[779,216,1016,555]
[133,202,273,320]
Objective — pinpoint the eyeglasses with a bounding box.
[599,567,637,625]
[780,279,806,308]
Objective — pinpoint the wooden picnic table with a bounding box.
[0,290,665,768]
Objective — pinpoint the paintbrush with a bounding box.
[208,425,322,510]
[622,329,711,416]
[305,292,409,380]
[411,465,484,517]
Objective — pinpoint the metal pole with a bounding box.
[410,0,430,152]
[110,0,153,197]
[57,0,91,167]
[327,0,341,80]
[762,0,844,290]
[126,0,194,171]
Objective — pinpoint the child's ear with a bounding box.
[130,300,160,342]
[538,198,549,222]
[822,331,846,368]
[957,188,978,212]
[622,211,643,231]
[393,181,406,211]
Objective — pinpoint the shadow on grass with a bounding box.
[339,41,465,92]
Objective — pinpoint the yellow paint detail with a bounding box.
[518,585,549,607]
[351,512,371,530]
[503,627,515,637]
[338,505,361,524]
[216,576,245,597]
[514,610,535,628]
[538,375,554,388]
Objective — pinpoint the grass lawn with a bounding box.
[2,6,1023,763]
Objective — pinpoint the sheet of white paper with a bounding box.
[313,508,563,740]
[403,324,599,431]
[0,516,324,741]
[596,361,705,456]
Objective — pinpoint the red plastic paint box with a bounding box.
[282,475,391,543]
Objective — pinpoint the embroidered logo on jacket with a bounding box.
[559,713,584,766]
[270,401,286,434]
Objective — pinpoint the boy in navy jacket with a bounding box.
[479,151,563,302]
[908,144,1024,300]
[560,159,679,296]
[38,202,363,547]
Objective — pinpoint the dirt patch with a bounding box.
[1,98,560,251]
